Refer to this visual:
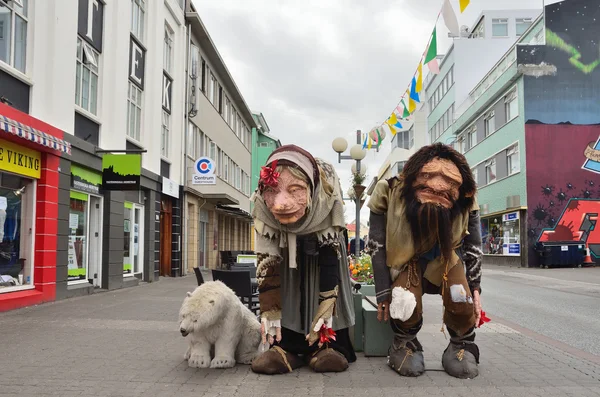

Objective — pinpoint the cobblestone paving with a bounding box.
[0,275,598,396]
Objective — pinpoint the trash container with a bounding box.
[534,241,586,268]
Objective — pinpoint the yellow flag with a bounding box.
[416,63,423,93]
[387,113,398,127]
[407,90,416,113]
[459,0,470,13]
[367,135,372,149]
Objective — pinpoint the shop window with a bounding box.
[68,192,88,282]
[0,172,34,291]
[481,212,521,255]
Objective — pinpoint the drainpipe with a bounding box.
[182,21,192,275]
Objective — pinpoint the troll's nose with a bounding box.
[273,192,292,210]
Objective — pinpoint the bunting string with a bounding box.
[368,0,470,142]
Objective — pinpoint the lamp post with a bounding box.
[332,130,367,258]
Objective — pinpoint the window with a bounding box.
[485,158,496,184]
[196,128,205,159]
[161,111,170,157]
[163,24,174,75]
[131,0,145,41]
[472,168,478,186]
[223,155,229,181]
[224,97,230,123]
[127,82,143,141]
[0,0,27,73]
[484,111,495,137]
[211,74,218,106]
[507,145,520,175]
[492,18,508,37]
[468,126,477,149]
[505,90,518,122]
[456,135,465,154]
[187,122,196,158]
[206,71,214,103]
[471,22,484,38]
[0,172,35,292]
[516,18,532,36]
[75,37,100,115]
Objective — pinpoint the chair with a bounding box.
[193,267,205,286]
[230,263,257,293]
[211,269,259,314]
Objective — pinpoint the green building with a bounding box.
[251,112,282,194]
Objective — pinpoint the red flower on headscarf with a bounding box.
[477,310,491,328]
[319,324,337,345]
[259,160,280,189]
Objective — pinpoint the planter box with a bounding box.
[359,284,376,297]
[362,296,394,357]
[349,292,364,352]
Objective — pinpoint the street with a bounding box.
[482,265,600,357]
[0,269,599,396]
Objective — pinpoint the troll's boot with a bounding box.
[442,328,479,379]
[387,332,425,377]
[251,346,304,375]
[308,347,349,373]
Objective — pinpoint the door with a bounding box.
[160,199,172,276]
[88,196,102,287]
[198,220,206,268]
[133,205,144,276]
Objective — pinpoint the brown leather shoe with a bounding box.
[308,348,349,373]
[251,346,303,375]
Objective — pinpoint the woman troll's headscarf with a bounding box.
[251,144,346,268]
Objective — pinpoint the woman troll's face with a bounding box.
[263,168,309,225]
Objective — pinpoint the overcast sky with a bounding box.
[192,0,553,228]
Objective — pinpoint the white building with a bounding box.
[183,3,257,272]
[0,0,189,309]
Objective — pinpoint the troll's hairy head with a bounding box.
[399,143,476,261]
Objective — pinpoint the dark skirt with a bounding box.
[275,326,357,363]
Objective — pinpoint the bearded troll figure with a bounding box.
[367,143,483,379]
[250,144,356,375]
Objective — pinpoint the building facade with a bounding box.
[0,0,188,311]
[183,6,255,272]
[251,111,281,194]
[442,0,600,267]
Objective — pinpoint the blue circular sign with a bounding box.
[195,158,213,174]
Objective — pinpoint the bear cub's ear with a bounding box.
[187,291,193,297]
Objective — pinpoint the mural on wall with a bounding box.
[517,0,600,265]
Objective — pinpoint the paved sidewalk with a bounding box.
[0,275,599,397]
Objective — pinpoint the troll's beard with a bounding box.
[405,189,461,262]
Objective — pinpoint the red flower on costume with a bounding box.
[319,324,337,345]
[477,310,491,328]
[259,160,280,189]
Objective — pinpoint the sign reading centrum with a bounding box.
[193,157,216,185]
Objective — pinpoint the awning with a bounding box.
[0,114,72,155]
[215,204,252,220]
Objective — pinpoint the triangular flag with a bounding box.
[410,77,420,103]
[394,121,403,129]
[416,63,423,93]
[424,27,437,64]
[376,129,382,148]
[401,99,410,118]
[387,113,399,127]
[442,0,460,37]
[395,105,404,114]
[427,58,440,75]
[407,90,416,113]
[362,134,368,149]
[459,0,470,13]
[367,135,372,149]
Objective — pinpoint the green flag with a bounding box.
[424,27,437,64]
[401,100,410,118]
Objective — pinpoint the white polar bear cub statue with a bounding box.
[179,280,261,369]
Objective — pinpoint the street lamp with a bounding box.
[332,130,367,258]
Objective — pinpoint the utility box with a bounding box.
[535,241,585,268]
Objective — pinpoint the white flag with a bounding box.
[442,0,460,37]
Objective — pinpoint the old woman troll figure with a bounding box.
[250,144,356,374]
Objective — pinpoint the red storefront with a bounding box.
[0,103,71,311]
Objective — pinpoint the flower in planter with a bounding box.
[348,251,374,285]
